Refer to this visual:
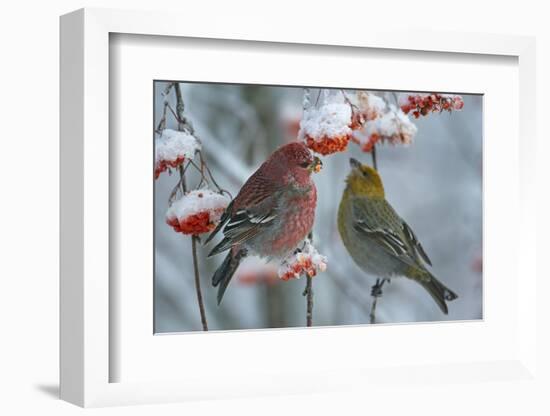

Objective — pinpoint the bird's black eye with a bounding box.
[300,161,310,168]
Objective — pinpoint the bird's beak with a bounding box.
[308,156,323,173]
[349,158,361,170]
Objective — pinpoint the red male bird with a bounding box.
[205,142,322,304]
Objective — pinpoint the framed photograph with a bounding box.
[152,80,480,334]
[60,8,538,408]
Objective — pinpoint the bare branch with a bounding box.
[303,276,314,327]
[192,235,208,331]
[371,143,378,170]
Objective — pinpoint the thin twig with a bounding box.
[391,91,399,106]
[174,83,185,127]
[369,278,385,324]
[166,103,181,125]
[173,84,229,196]
[174,83,195,134]
[156,101,168,133]
[370,141,381,321]
[199,151,228,195]
[177,164,188,192]
[179,161,208,331]
[162,82,174,97]
[172,84,208,331]
[302,232,314,327]
[315,89,323,106]
[303,276,314,327]
[369,296,378,324]
[192,235,208,331]
[340,89,359,111]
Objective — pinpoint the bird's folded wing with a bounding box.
[401,220,432,266]
[223,208,277,241]
[207,189,280,256]
[204,199,234,244]
[205,168,281,248]
[351,198,420,268]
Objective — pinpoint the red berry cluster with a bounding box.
[353,133,380,153]
[279,256,318,281]
[400,94,464,119]
[154,156,185,179]
[305,135,350,156]
[166,208,225,235]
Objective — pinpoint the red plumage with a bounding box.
[206,142,320,304]
[231,142,314,209]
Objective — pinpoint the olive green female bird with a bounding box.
[337,158,458,314]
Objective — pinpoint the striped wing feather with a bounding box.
[351,198,431,268]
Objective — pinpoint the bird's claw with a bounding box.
[371,279,386,298]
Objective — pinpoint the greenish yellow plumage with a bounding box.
[337,158,458,314]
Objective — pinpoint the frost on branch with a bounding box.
[350,91,387,129]
[399,93,464,118]
[155,129,201,179]
[166,189,230,235]
[352,105,417,153]
[278,239,328,281]
[299,93,352,156]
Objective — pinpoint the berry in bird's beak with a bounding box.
[308,156,323,173]
[349,158,361,170]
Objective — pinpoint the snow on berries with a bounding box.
[166,189,230,235]
[398,93,464,118]
[299,95,353,156]
[297,89,465,155]
[278,239,328,281]
[350,91,388,130]
[155,129,201,179]
[352,105,417,152]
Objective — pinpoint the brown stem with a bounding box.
[199,151,229,196]
[174,83,185,125]
[304,276,313,327]
[369,279,385,324]
[192,235,208,331]
[162,82,174,97]
[371,144,378,170]
[302,232,314,327]
[178,154,208,332]
[340,89,359,111]
[369,296,378,324]
[315,89,323,106]
[173,83,195,134]
[172,84,208,331]
[156,102,168,133]
[178,165,187,193]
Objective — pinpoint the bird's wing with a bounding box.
[207,169,281,256]
[351,197,423,268]
[204,199,234,245]
[401,220,432,266]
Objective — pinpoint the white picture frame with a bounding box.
[60,8,538,408]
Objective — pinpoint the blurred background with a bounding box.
[154,81,482,333]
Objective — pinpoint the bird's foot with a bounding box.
[370,278,387,298]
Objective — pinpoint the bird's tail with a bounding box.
[212,248,247,305]
[416,270,458,315]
